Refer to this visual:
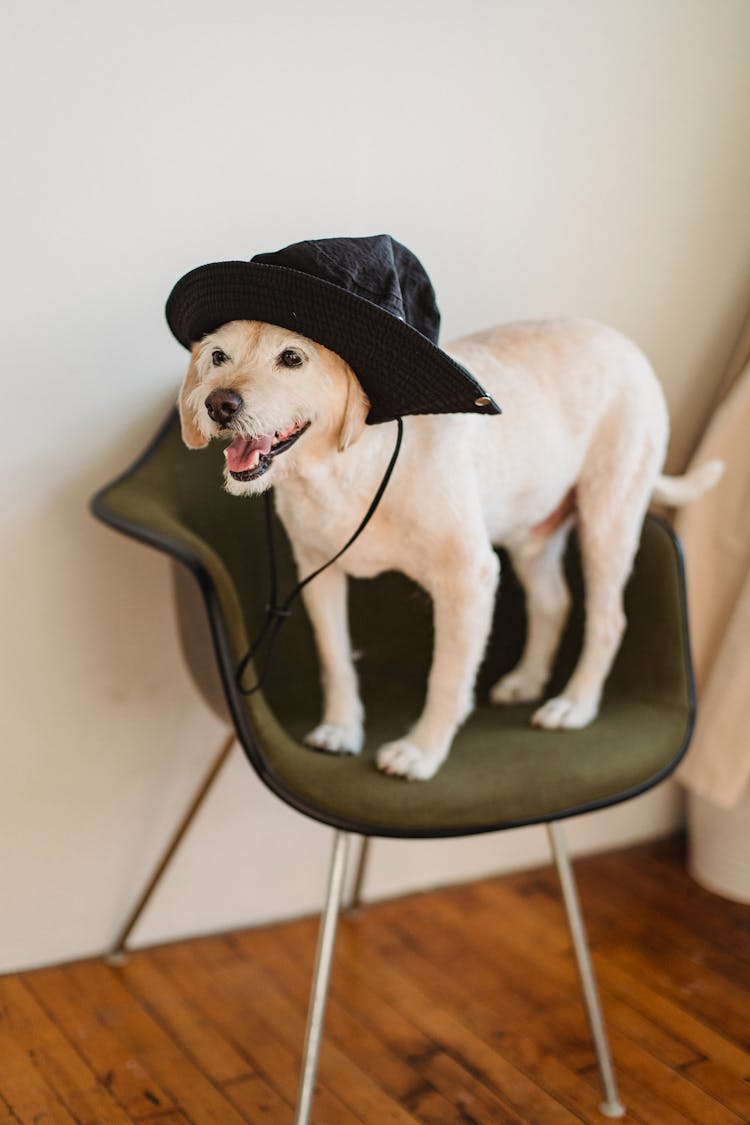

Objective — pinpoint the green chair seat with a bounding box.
[92,410,695,838]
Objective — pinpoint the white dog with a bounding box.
[179,317,721,780]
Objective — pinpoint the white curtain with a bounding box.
[676,313,750,808]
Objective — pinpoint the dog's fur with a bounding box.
[180,318,722,779]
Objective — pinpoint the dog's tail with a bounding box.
[652,459,724,507]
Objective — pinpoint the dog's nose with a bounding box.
[205,388,243,425]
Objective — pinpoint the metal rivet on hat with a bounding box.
[475,395,491,406]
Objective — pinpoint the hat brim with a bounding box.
[165,261,500,425]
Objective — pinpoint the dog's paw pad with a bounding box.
[490,669,546,704]
[376,739,443,781]
[531,696,598,730]
[304,723,363,756]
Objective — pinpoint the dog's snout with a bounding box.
[205,388,243,425]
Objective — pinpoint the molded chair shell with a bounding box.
[91,410,695,839]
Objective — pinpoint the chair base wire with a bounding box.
[547,821,625,1118]
[295,830,351,1125]
[294,824,624,1122]
[346,835,371,914]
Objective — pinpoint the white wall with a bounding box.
[2,0,750,973]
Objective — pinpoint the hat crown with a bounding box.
[251,235,441,345]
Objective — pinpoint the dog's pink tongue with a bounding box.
[225,434,273,473]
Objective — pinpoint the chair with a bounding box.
[91,408,695,1122]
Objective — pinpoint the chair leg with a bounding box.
[547,821,625,1119]
[346,835,371,914]
[295,830,351,1125]
[107,730,236,964]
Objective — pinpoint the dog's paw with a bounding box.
[490,668,546,704]
[376,738,444,781]
[531,696,599,730]
[304,723,364,756]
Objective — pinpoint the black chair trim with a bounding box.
[91,412,697,840]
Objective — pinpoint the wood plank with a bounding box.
[593,950,750,1075]
[23,964,173,1120]
[601,939,750,1051]
[389,884,577,1006]
[400,1084,477,1125]
[281,920,583,1125]
[197,937,420,1125]
[413,1050,532,1125]
[222,1074,294,1122]
[453,875,705,1070]
[328,916,610,1123]
[3,837,748,1125]
[241,925,448,1099]
[149,939,362,1124]
[0,1034,79,1124]
[244,921,549,1125]
[481,865,750,1087]
[680,1058,750,1121]
[549,1001,745,1125]
[141,1114,193,1124]
[114,950,251,1086]
[442,869,748,1070]
[26,959,248,1124]
[598,841,750,965]
[476,863,749,1122]
[572,858,750,994]
[0,973,131,1125]
[339,889,748,1124]
[428,866,750,1119]
[372,899,555,1021]
[115,950,295,1120]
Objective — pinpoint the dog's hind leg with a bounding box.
[298,560,365,755]
[532,432,661,730]
[490,521,573,705]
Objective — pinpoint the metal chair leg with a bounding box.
[107,730,236,964]
[346,835,371,914]
[295,830,351,1125]
[547,821,625,1119]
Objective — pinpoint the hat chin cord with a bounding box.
[236,417,404,696]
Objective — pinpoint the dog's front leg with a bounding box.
[377,547,500,780]
[298,558,365,756]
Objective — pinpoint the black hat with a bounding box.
[165,235,500,425]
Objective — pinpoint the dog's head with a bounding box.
[178,321,370,495]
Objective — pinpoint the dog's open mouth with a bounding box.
[224,420,311,481]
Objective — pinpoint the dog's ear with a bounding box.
[338,363,370,452]
[178,345,209,449]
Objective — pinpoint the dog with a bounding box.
[179,316,722,780]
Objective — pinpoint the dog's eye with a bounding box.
[211,349,229,367]
[278,348,304,369]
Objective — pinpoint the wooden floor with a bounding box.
[1,836,749,1124]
